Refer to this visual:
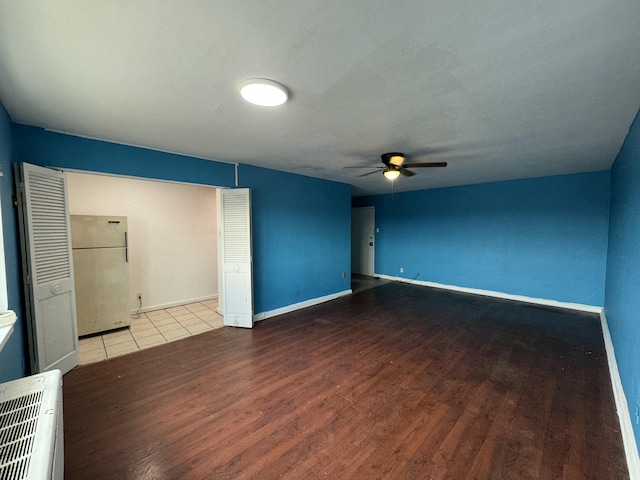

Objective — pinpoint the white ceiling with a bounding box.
[1,1,639,196]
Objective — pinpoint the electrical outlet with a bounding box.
[400,267,404,273]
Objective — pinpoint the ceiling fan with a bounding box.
[346,152,447,180]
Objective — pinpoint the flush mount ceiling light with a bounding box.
[239,78,288,107]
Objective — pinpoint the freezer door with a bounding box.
[70,215,128,249]
[73,247,130,336]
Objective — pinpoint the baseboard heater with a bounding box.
[0,370,63,480]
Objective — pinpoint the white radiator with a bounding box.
[0,370,63,480]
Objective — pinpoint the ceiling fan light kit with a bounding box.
[383,166,401,180]
[239,78,288,107]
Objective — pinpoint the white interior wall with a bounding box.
[66,172,217,312]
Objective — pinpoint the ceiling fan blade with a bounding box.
[358,170,382,177]
[400,167,416,177]
[344,165,384,169]
[402,162,447,168]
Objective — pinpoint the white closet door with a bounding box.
[221,188,253,328]
[16,163,79,374]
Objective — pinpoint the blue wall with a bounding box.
[1,125,351,379]
[13,126,236,186]
[0,103,26,382]
[605,110,640,454]
[354,172,610,306]
[239,165,351,312]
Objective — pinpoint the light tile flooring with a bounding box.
[78,299,223,365]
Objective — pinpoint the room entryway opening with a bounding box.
[350,206,389,294]
[16,163,254,372]
[65,171,223,365]
[351,207,375,276]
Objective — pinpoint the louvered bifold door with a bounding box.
[221,188,254,328]
[16,163,79,374]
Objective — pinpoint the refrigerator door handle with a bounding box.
[125,231,128,263]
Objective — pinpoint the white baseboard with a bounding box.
[375,274,602,314]
[600,311,640,479]
[253,289,352,322]
[131,294,218,314]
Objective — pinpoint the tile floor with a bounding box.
[78,299,223,365]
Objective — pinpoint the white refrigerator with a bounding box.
[70,215,130,336]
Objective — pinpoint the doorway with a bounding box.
[65,172,222,363]
[351,207,375,276]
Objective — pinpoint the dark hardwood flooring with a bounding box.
[351,274,390,294]
[63,282,629,479]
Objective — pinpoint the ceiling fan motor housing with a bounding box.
[381,152,405,166]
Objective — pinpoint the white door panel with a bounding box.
[38,289,77,373]
[16,163,79,374]
[221,189,253,328]
[351,207,375,276]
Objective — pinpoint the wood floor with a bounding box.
[63,282,629,479]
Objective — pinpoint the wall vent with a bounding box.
[0,371,63,480]
[0,391,43,479]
